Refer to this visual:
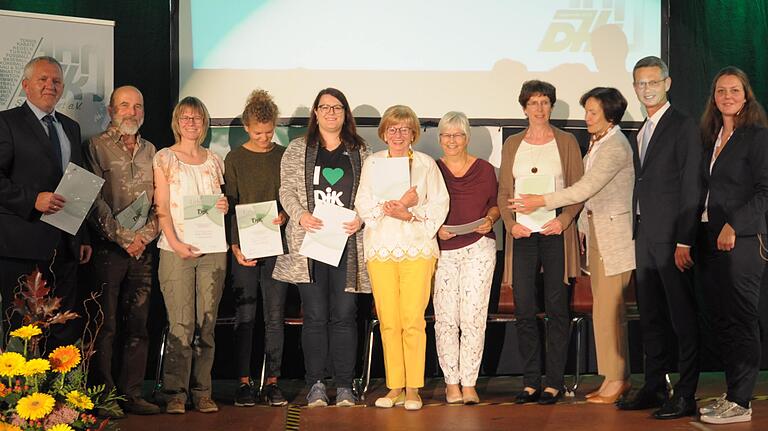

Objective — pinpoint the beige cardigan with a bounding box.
[498,127,585,286]
[544,128,636,276]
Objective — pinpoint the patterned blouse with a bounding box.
[152,147,225,251]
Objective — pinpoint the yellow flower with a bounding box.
[47,424,74,431]
[48,346,80,373]
[0,352,26,377]
[65,390,94,410]
[9,324,42,340]
[16,392,55,420]
[0,423,23,431]
[21,358,50,376]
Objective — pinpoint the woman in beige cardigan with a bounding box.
[498,80,584,404]
[512,87,635,404]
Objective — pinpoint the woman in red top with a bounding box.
[433,111,499,404]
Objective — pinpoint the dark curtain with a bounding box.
[669,0,768,119]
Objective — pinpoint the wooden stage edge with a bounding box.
[117,372,768,431]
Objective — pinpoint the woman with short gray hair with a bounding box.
[433,111,499,404]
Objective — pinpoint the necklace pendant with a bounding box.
[531,167,538,174]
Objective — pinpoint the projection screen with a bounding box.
[177,0,664,123]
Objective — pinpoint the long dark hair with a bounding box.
[700,66,768,146]
[305,88,366,150]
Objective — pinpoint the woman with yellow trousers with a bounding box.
[355,105,449,410]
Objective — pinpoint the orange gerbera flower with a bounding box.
[48,345,81,373]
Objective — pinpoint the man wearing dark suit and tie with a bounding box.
[616,56,702,419]
[0,56,91,349]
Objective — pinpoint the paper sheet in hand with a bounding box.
[183,195,227,254]
[299,201,356,267]
[370,157,410,201]
[41,162,105,235]
[443,218,486,235]
[515,175,555,232]
[115,191,150,231]
[236,200,284,259]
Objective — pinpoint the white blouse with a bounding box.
[355,150,450,262]
[153,148,225,251]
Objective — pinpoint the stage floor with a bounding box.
[117,372,768,430]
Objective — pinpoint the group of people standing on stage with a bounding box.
[0,54,766,425]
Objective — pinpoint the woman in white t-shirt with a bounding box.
[498,80,584,405]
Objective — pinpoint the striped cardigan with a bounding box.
[272,137,372,293]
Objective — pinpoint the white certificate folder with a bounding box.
[236,200,284,259]
[370,157,410,201]
[182,194,228,254]
[515,175,555,232]
[299,201,357,267]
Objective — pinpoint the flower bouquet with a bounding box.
[0,271,121,430]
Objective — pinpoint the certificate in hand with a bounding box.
[370,157,410,201]
[41,162,105,235]
[236,200,284,260]
[182,194,227,254]
[115,191,150,231]
[299,201,357,267]
[515,175,556,232]
[443,218,486,235]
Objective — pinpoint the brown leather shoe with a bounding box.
[586,381,631,405]
[585,389,602,399]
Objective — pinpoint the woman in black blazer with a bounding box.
[697,67,768,425]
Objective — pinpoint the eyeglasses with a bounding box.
[179,115,203,124]
[633,79,667,90]
[526,100,551,108]
[317,104,345,114]
[386,127,412,136]
[439,133,466,140]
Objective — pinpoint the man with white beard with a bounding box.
[85,85,161,417]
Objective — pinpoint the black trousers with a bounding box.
[231,255,288,379]
[0,241,82,352]
[512,233,569,390]
[635,219,699,398]
[297,250,357,388]
[88,241,153,398]
[698,224,764,407]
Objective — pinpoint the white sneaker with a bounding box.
[700,400,752,424]
[699,393,727,415]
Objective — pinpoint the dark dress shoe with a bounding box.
[616,386,667,410]
[652,395,696,419]
[514,390,540,404]
[538,390,563,405]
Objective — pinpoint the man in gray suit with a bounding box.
[616,56,701,419]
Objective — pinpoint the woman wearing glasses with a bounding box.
[273,88,370,408]
[497,80,584,405]
[153,97,228,414]
[511,87,635,404]
[432,111,498,405]
[355,105,450,410]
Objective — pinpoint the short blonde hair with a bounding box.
[171,96,210,147]
[378,105,421,144]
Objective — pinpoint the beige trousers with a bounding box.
[588,217,631,381]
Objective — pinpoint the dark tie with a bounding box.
[43,114,63,170]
